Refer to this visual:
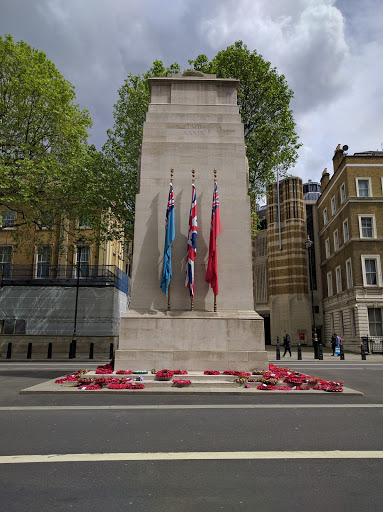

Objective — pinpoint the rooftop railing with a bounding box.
[0,264,130,295]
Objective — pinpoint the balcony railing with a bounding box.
[0,264,130,295]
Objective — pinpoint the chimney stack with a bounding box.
[320,168,330,192]
[333,143,345,171]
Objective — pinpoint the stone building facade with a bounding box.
[318,146,383,347]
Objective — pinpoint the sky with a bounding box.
[1,0,382,185]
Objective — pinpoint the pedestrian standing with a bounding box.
[331,333,337,356]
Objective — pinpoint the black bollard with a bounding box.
[109,343,114,360]
[318,343,323,360]
[47,342,52,359]
[6,342,12,359]
[69,342,74,359]
[361,342,366,360]
[89,342,94,359]
[72,339,77,359]
[276,336,281,360]
[297,343,302,360]
[340,344,345,360]
[27,342,32,359]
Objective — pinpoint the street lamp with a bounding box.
[305,236,319,358]
[71,238,85,358]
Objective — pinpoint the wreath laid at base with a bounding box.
[156,369,174,381]
[172,379,191,387]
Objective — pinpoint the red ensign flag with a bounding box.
[205,181,221,295]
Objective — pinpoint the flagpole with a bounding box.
[190,169,195,311]
[167,168,174,312]
[214,169,218,312]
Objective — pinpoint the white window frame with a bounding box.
[35,245,51,278]
[340,182,346,204]
[333,229,339,251]
[325,238,330,259]
[323,207,328,226]
[327,271,333,297]
[1,210,15,228]
[0,246,12,277]
[358,214,376,239]
[331,195,336,215]
[343,218,349,243]
[356,177,372,197]
[346,258,353,289]
[75,245,90,278]
[368,308,383,337]
[361,255,382,287]
[335,265,342,294]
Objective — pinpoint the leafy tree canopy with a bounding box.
[106,41,300,228]
[0,35,130,248]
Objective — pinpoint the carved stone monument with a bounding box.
[115,73,267,371]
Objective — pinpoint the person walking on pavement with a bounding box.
[331,333,337,356]
[335,333,341,356]
[283,333,292,357]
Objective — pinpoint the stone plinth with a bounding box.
[116,74,267,372]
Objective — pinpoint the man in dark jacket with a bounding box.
[283,334,291,357]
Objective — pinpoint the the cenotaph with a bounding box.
[115,72,267,371]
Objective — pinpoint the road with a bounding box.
[0,357,382,511]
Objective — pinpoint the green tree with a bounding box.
[0,35,129,247]
[188,41,301,198]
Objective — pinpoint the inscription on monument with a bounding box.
[183,124,208,137]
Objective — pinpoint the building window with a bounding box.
[325,238,330,259]
[343,219,349,243]
[333,229,339,251]
[327,271,333,297]
[76,245,90,278]
[358,215,376,239]
[39,212,54,229]
[292,179,297,198]
[331,195,336,215]
[78,217,91,229]
[368,308,383,336]
[36,246,51,278]
[361,255,382,286]
[356,177,372,197]
[340,182,346,204]
[1,211,15,228]
[323,207,328,225]
[336,266,342,294]
[0,246,12,278]
[346,258,353,288]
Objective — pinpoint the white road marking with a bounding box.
[1,451,383,464]
[0,404,382,411]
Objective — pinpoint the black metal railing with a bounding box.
[361,336,383,354]
[0,264,130,295]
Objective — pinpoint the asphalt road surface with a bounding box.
[1,358,383,512]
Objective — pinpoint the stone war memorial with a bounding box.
[115,72,268,371]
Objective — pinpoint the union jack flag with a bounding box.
[205,180,221,295]
[160,182,175,295]
[185,183,197,297]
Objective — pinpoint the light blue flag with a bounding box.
[160,183,175,295]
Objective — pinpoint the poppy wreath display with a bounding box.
[126,383,145,389]
[260,376,278,386]
[257,384,276,390]
[203,370,220,375]
[156,369,174,381]
[95,364,113,374]
[173,370,188,375]
[78,384,102,391]
[276,386,292,390]
[116,370,133,375]
[107,383,129,389]
[172,379,191,387]
[252,370,266,375]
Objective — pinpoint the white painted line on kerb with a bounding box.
[1,451,383,464]
[1,404,383,411]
